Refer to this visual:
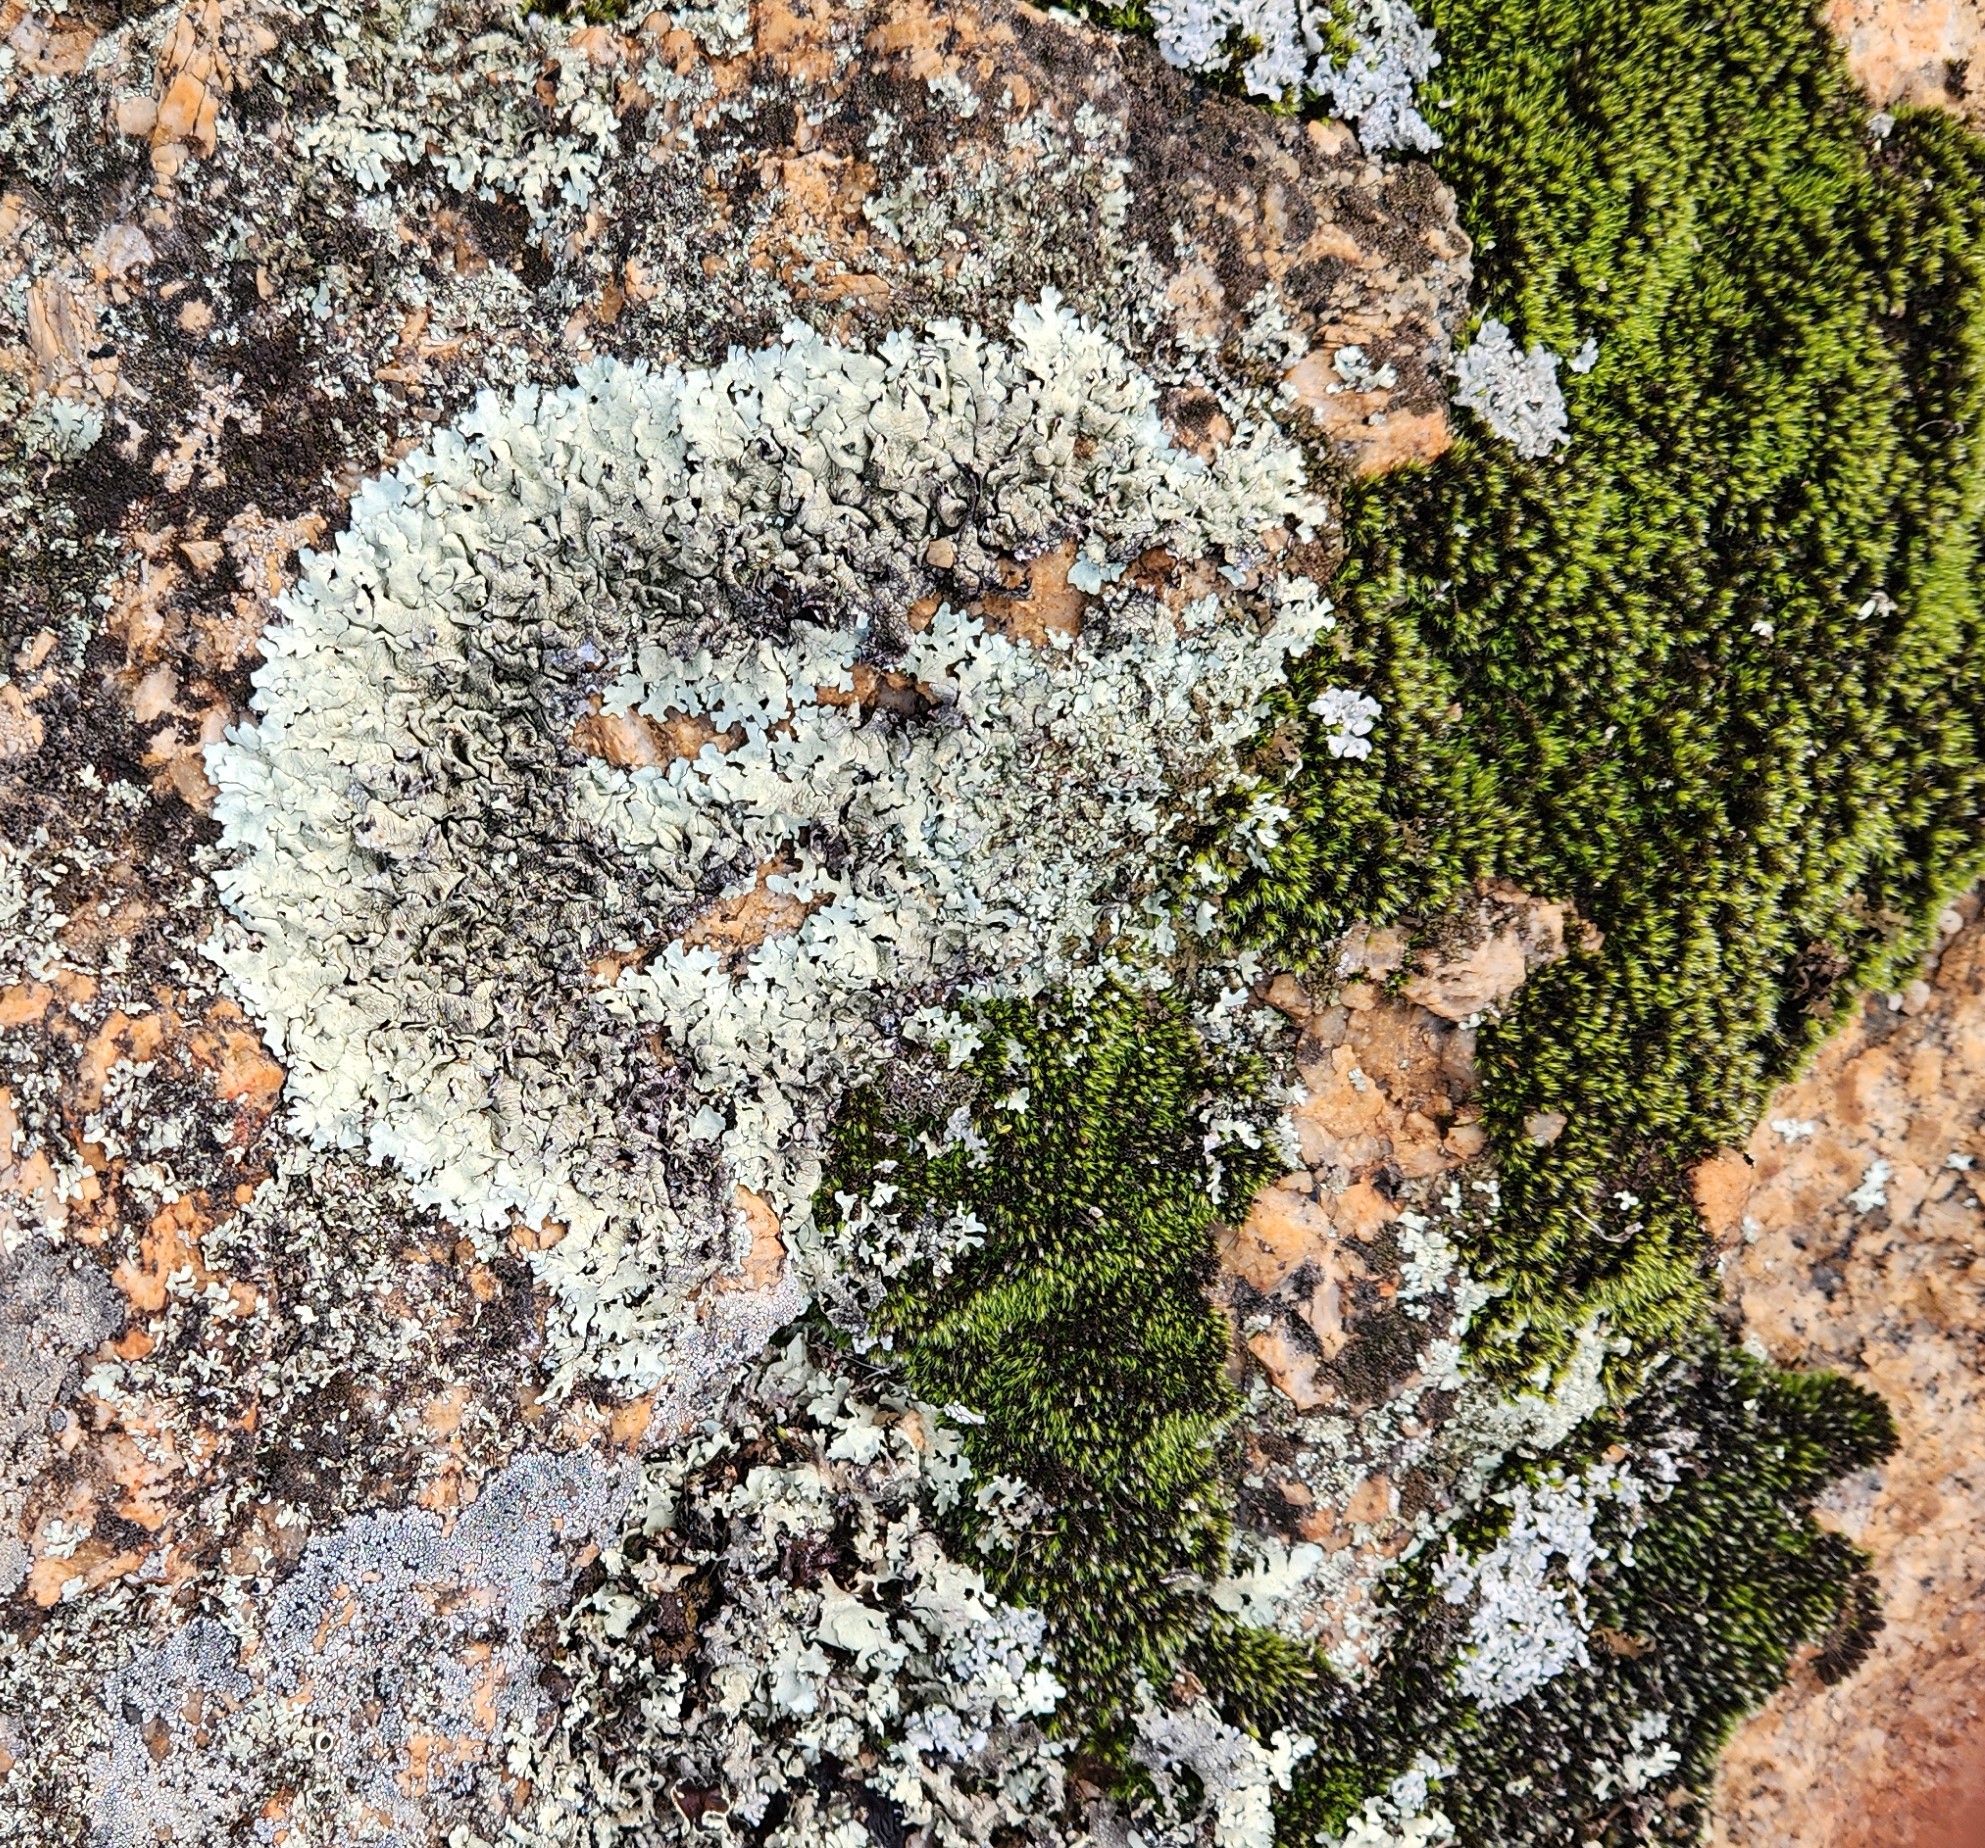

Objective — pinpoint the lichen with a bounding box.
[89,1448,635,1845]
[203,295,1339,1392]
[505,1335,1071,1846]
[1447,318,1568,460]
[1142,0,1442,150]
[5,0,1982,1837]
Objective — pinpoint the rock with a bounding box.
[1227,881,1576,1394]
[1206,885,1584,1669]
[1708,891,1985,1848]
[1826,0,1984,125]
[0,0,1474,1830]
[980,539,1090,645]
[1399,880,1569,1022]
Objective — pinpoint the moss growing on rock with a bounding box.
[821,988,1285,1724]
[859,0,1985,1832]
[1238,0,1985,1371]
[1280,1345,1897,1845]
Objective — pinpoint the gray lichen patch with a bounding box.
[202,303,1333,1392]
[1148,0,1444,151]
[0,1243,119,1598]
[88,1447,635,1847]
[513,1337,1068,1848]
[1450,318,1571,459]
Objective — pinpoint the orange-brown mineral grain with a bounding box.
[1708,895,1985,1848]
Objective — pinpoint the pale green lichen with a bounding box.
[204,298,1345,1392]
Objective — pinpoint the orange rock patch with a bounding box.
[570,698,739,768]
[1827,0,1983,123]
[977,541,1090,646]
[1221,881,1574,1414]
[678,860,825,957]
[1710,894,1985,1848]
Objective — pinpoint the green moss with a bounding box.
[1279,1345,1898,1845]
[1233,0,1985,1373]
[521,0,632,22]
[819,988,1283,1725]
[818,0,1985,1824]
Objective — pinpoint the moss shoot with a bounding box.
[821,989,1283,1725]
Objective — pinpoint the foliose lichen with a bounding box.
[1144,0,1442,150]
[1447,317,1568,460]
[204,294,1345,1390]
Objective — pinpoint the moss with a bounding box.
[520,0,632,22]
[823,0,1985,1825]
[1232,0,1985,1373]
[1277,1345,1898,1845]
[819,988,1284,1726]
[1184,1615,1333,1736]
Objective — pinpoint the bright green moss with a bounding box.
[1236,0,1985,1373]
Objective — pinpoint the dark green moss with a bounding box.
[522,0,632,22]
[819,988,1283,1724]
[1278,1345,1897,1845]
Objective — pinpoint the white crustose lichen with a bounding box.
[1430,1442,1684,1709]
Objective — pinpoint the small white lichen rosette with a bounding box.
[206,295,1336,1391]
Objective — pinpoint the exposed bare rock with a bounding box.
[1707,893,1985,1848]
[1827,0,1984,124]
[1211,884,1595,1668]
[1399,881,1570,1023]
[1227,882,1576,1417]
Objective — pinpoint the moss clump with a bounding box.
[819,989,1283,1727]
[1233,0,1985,1372]
[521,0,633,21]
[1279,1346,1897,1845]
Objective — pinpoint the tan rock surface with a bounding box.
[1829,0,1984,124]
[1708,894,1985,1848]
[1214,882,1588,1666]
[1226,880,1574,1417]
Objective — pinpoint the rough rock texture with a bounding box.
[1214,884,1597,1671]
[0,1242,119,1598]
[0,0,1471,1837]
[1230,882,1572,1411]
[1705,893,1985,1848]
[1827,0,1985,124]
